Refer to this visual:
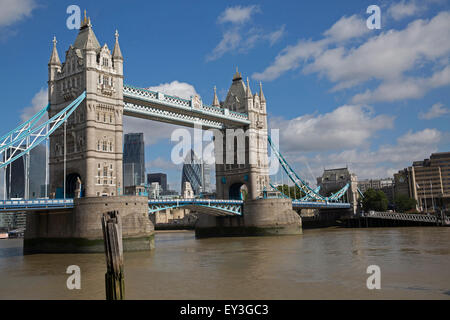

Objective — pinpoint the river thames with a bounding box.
[0,227,449,299]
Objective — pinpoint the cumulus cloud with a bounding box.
[253,10,450,104]
[0,0,36,28]
[218,5,260,24]
[147,80,197,99]
[285,128,443,183]
[323,14,369,42]
[207,5,285,61]
[20,87,47,123]
[269,105,394,152]
[388,1,422,21]
[419,102,450,119]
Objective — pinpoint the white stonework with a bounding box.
[48,18,124,198]
[214,70,269,200]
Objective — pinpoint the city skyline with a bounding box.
[0,1,449,194]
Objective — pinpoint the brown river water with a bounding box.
[0,228,449,300]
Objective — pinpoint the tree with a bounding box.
[362,188,388,212]
[394,195,417,212]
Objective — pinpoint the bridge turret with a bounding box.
[48,13,124,198]
[212,86,219,107]
[112,30,123,75]
[48,36,61,103]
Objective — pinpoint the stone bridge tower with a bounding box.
[214,70,269,200]
[48,15,124,198]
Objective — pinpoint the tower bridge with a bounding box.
[0,15,353,253]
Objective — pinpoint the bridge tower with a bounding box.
[214,70,269,200]
[24,15,153,254]
[48,15,123,198]
[196,70,301,238]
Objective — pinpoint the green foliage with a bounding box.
[276,184,305,199]
[362,188,388,212]
[394,194,417,212]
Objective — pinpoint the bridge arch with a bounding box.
[229,183,248,200]
[66,173,82,198]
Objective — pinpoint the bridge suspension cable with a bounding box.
[0,91,86,170]
[268,135,350,202]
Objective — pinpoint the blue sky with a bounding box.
[0,0,449,192]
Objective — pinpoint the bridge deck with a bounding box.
[123,85,250,129]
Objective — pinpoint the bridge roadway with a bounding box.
[0,198,351,214]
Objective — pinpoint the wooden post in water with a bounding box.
[101,210,125,300]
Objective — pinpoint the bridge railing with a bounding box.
[361,211,438,223]
[123,84,249,123]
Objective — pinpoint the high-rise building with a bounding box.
[29,144,46,198]
[123,133,145,187]
[181,150,211,195]
[147,173,167,192]
[395,152,450,211]
[4,144,48,199]
[5,148,25,199]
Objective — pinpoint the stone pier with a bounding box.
[23,196,154,254]
[195,198,302,238]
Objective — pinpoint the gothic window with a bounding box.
[98,75,102,84]
[103,113,106,122]
[110,164,113,169]
[103,141,107,151]
[97,141,100,151]
[97,112,99,121]
[109,114,112,123]
[109,142,113,152]
[103,167,108,177]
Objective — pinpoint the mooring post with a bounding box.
[101,210,125,300]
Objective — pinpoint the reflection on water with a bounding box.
[0,228,449,300]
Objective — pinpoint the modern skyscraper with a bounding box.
[181,149,211,195]
[123,133,145,187]
[5,148,25,199]
[147,173,167,192]
[29,144,46,198]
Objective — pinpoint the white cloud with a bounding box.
[388,1,422,21]
[253,11,450,103]
[147,80,197,100]
[287,128,443,182]
[207,5,284,61]
[270,105,394,152]
[146,157,179,172]
[0,0,36,28]
[323,14,369,42]
[352,65,450,103]
[267,25,286,46]
[419,102,450,119]
[218,5,260,25]
[20,87,47,123]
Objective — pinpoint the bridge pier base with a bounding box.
[195,198,302,238]
[23,196,154,254]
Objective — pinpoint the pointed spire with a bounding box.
[73,11,100,51]
[112,29,123,59]
[246,77,252,98]
[212,86,219,107]
[232,67,242,81]
[259,81,266,103]
[49,36,61,66]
